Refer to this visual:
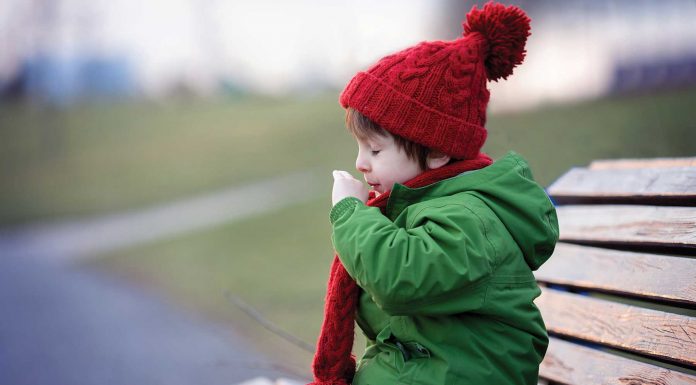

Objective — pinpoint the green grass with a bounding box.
[2,89,695,226]
[90,197,338,375]
[3,88,696,227]
[3,88,696,374]
[0,96,353,225]
[484,89,696,185]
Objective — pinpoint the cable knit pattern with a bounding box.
[311,2,531,383]
[340,2,530,160]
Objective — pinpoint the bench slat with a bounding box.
[589,157,696,170]
[548,167,696,205]
[535,243,696,306]
[537,288,696,367]
[556,205,696,250]
[541,337,696,385]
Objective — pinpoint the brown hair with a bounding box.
[345,108,430,170]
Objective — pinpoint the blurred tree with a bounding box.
[28,0,65,157]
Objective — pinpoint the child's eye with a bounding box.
[371,150,381,155]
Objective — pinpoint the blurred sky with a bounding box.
[1,0,696,110]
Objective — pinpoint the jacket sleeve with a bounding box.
[330,197,497,316]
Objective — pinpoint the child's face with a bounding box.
[354,132,424,195]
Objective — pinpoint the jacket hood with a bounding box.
[388,151,559,270]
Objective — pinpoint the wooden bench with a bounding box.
[534,157,696,384]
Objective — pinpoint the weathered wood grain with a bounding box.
[535,243,696,306]
[537,288,696,366]
[540,337,696,385]
[548,167,696,205]
[556,205,696,250]
[538,156,696,381]
[589,157,696,170]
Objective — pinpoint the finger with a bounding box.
[334,170,352,180]
[338,171,354,180]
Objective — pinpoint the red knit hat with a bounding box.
[339,2,531,159]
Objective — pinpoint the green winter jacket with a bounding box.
[329,152,559,385]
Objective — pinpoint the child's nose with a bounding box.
[355,155,369,173]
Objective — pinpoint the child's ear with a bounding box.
[426,150,451,170]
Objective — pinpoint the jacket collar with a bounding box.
[385,151,520,220]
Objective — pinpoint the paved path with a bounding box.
[0,172,321,384]
[0,170,321,264]
[0,255,307,385]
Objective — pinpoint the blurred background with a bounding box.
[1,0,695,384]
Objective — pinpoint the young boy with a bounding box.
[309,3,559,385]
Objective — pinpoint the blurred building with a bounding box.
[1,0,695,110]
[442,0,696,112]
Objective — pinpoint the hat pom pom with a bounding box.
[463,2,531,81]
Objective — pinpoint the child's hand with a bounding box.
[332,170,369,206]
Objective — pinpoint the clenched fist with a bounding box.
[332,170,369,206]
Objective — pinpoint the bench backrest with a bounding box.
[535,157,696,384]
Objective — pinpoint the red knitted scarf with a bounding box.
[309,153,493,385]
